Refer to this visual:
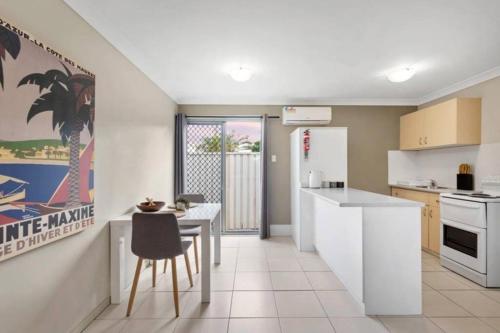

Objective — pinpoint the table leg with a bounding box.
[201,222,211,303]
[214,211,221,265]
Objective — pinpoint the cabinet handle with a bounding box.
[423,208,426,217]
[419,137,423,145]
[429,208,433,218]
[424,137,428,145]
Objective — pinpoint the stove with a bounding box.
[440,177,500,287]
[451,192,500,199]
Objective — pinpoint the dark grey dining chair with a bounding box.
[164,193,205,275]
[127,212,193,317]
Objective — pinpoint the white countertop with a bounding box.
[301,187,424,208]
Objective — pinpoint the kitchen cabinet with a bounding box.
[421,206,429,248]
[428,205,441,253]
[400,97,481,150]
[391,187,440,254]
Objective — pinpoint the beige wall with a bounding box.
[179,105,414,226]
[420,76,500,144]
[0,1,176,333]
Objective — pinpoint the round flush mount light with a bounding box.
[387,67,416,83]
[229,67,253,82]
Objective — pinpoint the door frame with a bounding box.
[185,116,262,234]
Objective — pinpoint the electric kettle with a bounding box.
[309,170,323,188]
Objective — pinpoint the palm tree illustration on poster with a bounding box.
[0,19,95,262]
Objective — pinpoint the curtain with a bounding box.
[260,114,269,239]
[174,113,187,199]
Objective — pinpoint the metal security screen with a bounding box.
[185,123,224,203]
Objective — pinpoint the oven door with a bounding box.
[440,218,486,274]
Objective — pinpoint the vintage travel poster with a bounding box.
[0,18,95,262]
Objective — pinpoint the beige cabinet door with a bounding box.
[423,99,458,147]
[421,206,429,249]
[428,206,441,254]
[400,111,423,150]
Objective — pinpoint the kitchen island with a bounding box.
[299,187,423,315]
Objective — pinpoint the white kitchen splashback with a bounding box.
[388,142,500,190]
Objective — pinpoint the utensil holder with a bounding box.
[457,174,473,190]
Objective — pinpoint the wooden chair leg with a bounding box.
[152,260,157,287]
[163,258,168,273]
[193,236,199,274]
[126,257,143,317]
[171,256,179,317]
[184,252,194,287]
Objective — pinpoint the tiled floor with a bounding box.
[85,236,500,333]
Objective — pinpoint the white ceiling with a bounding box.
[65,0,500,105]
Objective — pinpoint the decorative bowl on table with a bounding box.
[136,201,165,212]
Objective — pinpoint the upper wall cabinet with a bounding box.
[400,97,481,150]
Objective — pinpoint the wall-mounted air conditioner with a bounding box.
[282,106,332,126]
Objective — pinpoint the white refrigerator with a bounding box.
[290,127,348,250]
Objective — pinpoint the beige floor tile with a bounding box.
[422,290,471,317]
[280,317,335,333]
[298,257,330,271]
[230,291,277,317]
[124,266,158,293]
[330,317,389,333]
[221,237,240,247]
[268,237,295,245]
[217,248,238,263]
[121,318,177,333]
[422,283,434,291]
[236,258,269,272]
[228,318,281,333]
[211,261,236,273]
[238,247,267,259]
[173,318,228,333]
[481,290,500,303]
[296,250,321,259]
[422,251,438,260]
[154,273,200,292]
[316,291,364,317]
[83,319,127,333]
[98,292,150,319]
[430,317,496,333]
[422,272,472,290]
[479,317,500,331]
[239,237,267,248]
[268,258,302,271]
[305,272,345,290]
[422,259,449,272]
[234,272,272,290]
[378,317,443,333]
[271,272,312,290]
[274,291,326,317]
[133,291,190,319]
[441,290,500,317]
[263,237,296,248]
[266,247,299,259]
[181,292,232,318]
[211,272,235,291]
[447,272,487,290]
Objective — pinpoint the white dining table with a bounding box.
[109,203,221,303]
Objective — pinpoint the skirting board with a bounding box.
[270,224,292,236]
[70,297,110,333]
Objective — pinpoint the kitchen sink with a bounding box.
[415,185,449,189]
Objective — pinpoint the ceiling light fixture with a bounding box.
[387,67,416,83]
[230,67,253,82]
